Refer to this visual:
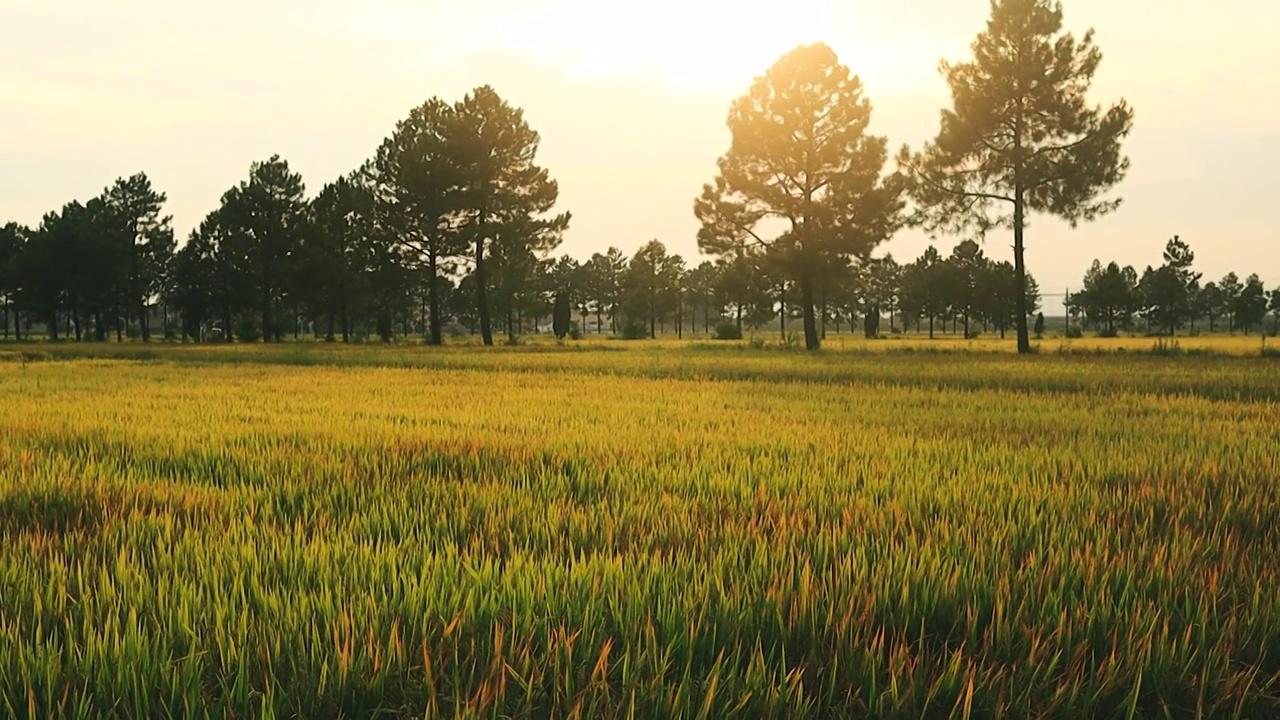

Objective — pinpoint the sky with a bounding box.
[2,0,1278,306]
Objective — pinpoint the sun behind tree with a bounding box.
[694,43,905,351]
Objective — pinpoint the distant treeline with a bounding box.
[1066,237,1280,337]
[7,2,1268,347]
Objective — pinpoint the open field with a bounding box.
[1,343,1279,718]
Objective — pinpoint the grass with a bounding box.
[1,341,1278,718]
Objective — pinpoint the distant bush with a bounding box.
[568,321,583,341]
[235,318,261,344]
[620,323,649,340]
[1096,327,1119,339]
[779,332,801,350]
[714,323,742,341]
[1064,325,1084,339]
[965,329,983,340]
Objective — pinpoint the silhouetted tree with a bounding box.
[901,246,947,338]
[300,174,376,342]
[99,173,174,341]
[695,43,904,350]
[1269,289,1280,336]
[623,240,677,339]
[0,223,25,339]
[217,155,308,341]
[900,0,1134,353]
[1075,259,1139,334]
[452,86,570,346]
[1233,275,1269,335]
[373,98,464,345]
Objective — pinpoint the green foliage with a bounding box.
[1033,312,1046,338]
[0,348,1279,717]
[695,43,904,351]
[452,86,571,347]
[552,290,571,340]
[619,322,649,340]
[233,317,261,343]
[1138,236,1202,336]
[1074,259,1139,333]
[901,0,1134,353]
[714,322,743,340]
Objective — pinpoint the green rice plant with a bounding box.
[0,345,1277,717]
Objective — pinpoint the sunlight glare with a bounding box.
[348,0,896,93]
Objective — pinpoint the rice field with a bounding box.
[1,342,1279,718]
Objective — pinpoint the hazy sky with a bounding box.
[3,0,1277,302]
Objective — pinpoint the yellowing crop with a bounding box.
[1,343,1278,718]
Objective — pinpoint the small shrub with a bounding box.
[568,321,583,341]
[749,336,767,350]
[1096,327,1119,339]
[714,323,743,341]
[620,323,650,340]
[503,335,524,347]
[1064,325,1084,339]
[1033,313,1046,339]
[779,332,801,350]
[234,318,261,343]
[965,329,983,340]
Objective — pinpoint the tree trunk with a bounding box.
[799,275,819,350]
[929,314,935,340]
[1012,195,1031,354]
[140,299,151,342]
[261,249,273,343]
[428,251,443,345]
[377,308,392,343]
[72,298,83,342]
[596,308,603,334]
[779,287,786,335]
[475,233,494,347]
[649,290,656,339]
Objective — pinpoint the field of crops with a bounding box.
[1,342,1279,718]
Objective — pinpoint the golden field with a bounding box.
[0,340,1278,718]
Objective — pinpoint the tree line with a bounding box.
[1068,237,1280,337]
[2,1,1145,351]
